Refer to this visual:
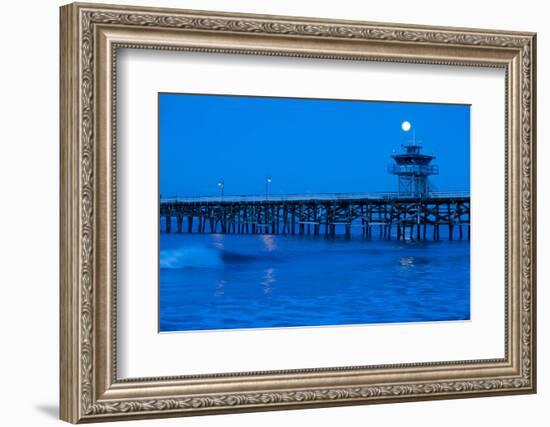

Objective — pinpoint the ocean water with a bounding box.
[159,232,470,332]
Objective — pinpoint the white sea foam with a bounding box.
[160,245,222,269]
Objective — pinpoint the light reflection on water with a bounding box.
[261,267,276,294]
[214,279,226,297]
[399,256,416,268]
[260,235,276,252]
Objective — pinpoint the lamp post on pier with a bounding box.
[265,175,272,200]
[217,178,224,200]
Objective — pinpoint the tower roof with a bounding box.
[388,138,438,180]
[391,143,435,166]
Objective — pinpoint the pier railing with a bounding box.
[160,190,470,204]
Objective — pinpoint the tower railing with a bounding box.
[387,164,439,175]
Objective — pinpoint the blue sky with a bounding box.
[159,93,470,197]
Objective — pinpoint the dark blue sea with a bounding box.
[159,232,470,332]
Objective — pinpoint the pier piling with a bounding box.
[160,193,469,241]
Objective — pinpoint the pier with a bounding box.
[160,134,470,240]
[159,192,470,240]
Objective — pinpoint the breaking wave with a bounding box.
[160,245,222,269]
[160,245,264,269]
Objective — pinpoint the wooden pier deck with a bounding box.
[159,192,470,240]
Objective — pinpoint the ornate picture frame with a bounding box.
[60,2,536,423]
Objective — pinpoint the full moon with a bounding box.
[401,121,411,132]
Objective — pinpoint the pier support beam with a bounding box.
[165,215,171,233]
[160,197,470,240]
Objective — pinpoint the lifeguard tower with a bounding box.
[388,123,439,198]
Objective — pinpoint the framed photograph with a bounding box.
[60,2,537,423]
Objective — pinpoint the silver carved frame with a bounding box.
[60,2,537,423]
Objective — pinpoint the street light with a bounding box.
[217,178,224,199]
[265,175,272,200]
